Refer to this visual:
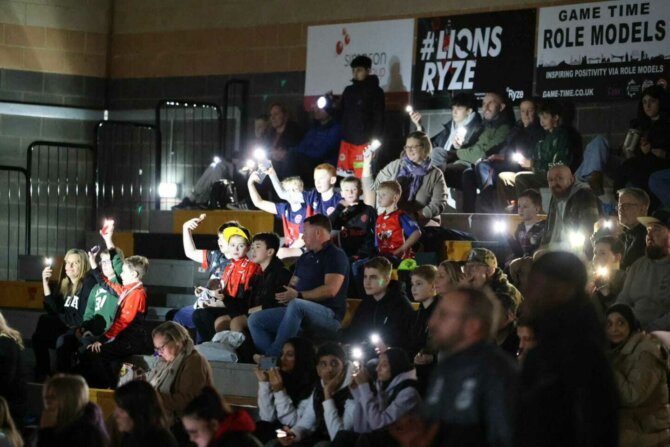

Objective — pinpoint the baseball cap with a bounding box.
[223,226,249,243]
[466,248,498,269]
[637,208,670,229]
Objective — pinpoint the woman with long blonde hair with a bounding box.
[0,312,27,427]
[0,395,23,447]
[31,249,96,381]
[37,374,108,446]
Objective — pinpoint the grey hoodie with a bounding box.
[617,256,670,331]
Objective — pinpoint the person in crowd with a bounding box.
[253,113,272,146]
[192,227,261,342]
[172,158,236,210]
[111,380,178,447]
[502,99,574,204]
[616,209,670,331]
[269,163,341,218]
[409,92,483,172]
[0,313,27,428]
[146,321,214,426]
[452,92,514,212]
[515,318,537,364]
[342,257,415,352]
[33,248,95,381]
[589,236,627,317]
[248,215,349,357]
[407,265,439,395]
[476,97,544,210]
[435,260,462,299]
[288,93,342,186]
[268,103,304,180]
[606,303,670,447]
[540,164,601,250]
[517,251,618,447]
[617,187,651,270]
[363,131,447,226]
[248,173,307,259]
[649,169,670,207]
[37,374,108,446]
[255,338,317,443]
[417,287,518,447]
[615,85,670,209]
[333,348,421,446]
[0,396,23,447]
[77,254,148,388]
[329,176,377,261]
[507,189,546,289]
[460,248,523,306]
[57,223,124,373]
[337,55,385,178]
[181,387,261,447]
[247,233,292,313]
[495,293,520,358]
[174,218,250,342]
[277,343,355,446]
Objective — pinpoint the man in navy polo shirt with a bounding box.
[248,214,349,356]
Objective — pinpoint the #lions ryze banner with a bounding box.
[411,10,536,110]
[537,0,670,100]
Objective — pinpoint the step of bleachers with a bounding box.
[143,258,208,288]
[166,293,197,308]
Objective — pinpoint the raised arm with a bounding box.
[267,167,291,201]
[182,217,206,263]
[248,173,278,215]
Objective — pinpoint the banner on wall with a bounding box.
[411,10,536,110]
[536,0,670,101]
[304,19,415,110]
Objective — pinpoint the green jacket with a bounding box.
[456,120,511,164]
[81,250,124,335]
[532,126,571,173]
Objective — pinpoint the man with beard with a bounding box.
[541,164,601,250]
[616,187,650,270]
[616,209,670,331]
[517,251,618,447]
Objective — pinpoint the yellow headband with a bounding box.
[222,227,248,243]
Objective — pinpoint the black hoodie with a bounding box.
[37,402,109,447]
[342,280,414,351]
[341,74,385,145]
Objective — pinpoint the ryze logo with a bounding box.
[506,87,524,101]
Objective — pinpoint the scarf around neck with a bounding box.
[398,153,432,202]
[147,338,194,394]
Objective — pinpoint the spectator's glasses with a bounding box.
[154,341,170,354]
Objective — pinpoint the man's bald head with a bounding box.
[547,164,574,199]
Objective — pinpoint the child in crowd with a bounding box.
[269,163,342,217]
[589,236,626,317]
[192,227,261,342]
[329,176,377,260]
[337,55,385,178]
[247,233,292,313]
[278,342,355,445]
[78,253,149,388]
[408,265,440,395]
[343,257,415,353]
[248,172,308,259]
[174,218,250,341]
[507,189,546,290]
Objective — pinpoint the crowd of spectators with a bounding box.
[0,54,669,447]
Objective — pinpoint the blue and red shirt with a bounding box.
[275,202,308,247]
[375,209,420,259]
[303,189,342,217]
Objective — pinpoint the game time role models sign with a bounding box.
[537,0,670,101]
[411,10,535,110]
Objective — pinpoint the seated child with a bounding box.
[174,218,250,341]
[248,172,308,259]
[269,162,342,217]
[507,189,546,289]
[329,176,377,260]
[247,233,292,314]
[589,235,626,317]
[342,257,415,354]
[192,227,261,342]
[77,253,149,388]
[407,265,439,395]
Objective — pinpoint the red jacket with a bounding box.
[100,277,147,340]
[220,257,261,300]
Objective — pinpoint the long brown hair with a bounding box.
[43,374,89,430]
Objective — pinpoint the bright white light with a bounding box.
[253,148,267,160]
[213,156,221,164]
[245,159,256,170]
[596,266,609,277]
[569,230,586,249]
[370,333,381,345]
[456,127,467,140]
[198,213,206,221]
[493,220,507,234]
[603,220,613,229]
[44,257,52,267]
[316,96,327,109]
[512,152,524,163]
[405,105,413,113]
[370,139,382,151]
[158,182,178,198]
[351,346,363,360]
[276,429,287,439]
